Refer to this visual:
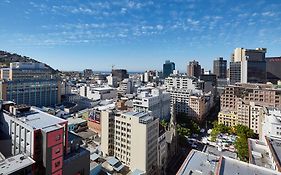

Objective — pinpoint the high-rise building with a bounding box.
[133,88,171,120]
[4,62,53,81]
[218,83,281,133]
[165,74,214,121]
[0,62,61,107]
[101,111,159,174]
[163,60,175,78]
[118,78,134,95]
[187,60,201,78]
[83,69,93,79]
[266,57,281,83]
[0,102,90,175]
[112,69,129,81]
[0,79,61,107]
[230,48,267,84]
[213,57,227,79]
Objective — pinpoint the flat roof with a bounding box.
[0,154,35,174]
[123,111,154,122]
[67,117,87,125]
[248,138,274,170]
[176,150,219,175]
[267,137,281,170]
[18,107,66,129]
[219,156,281,175]
[92,86,115,91]
[203,145,237,159]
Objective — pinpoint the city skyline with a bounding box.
[1,0,281,72]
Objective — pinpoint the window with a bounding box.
[55,161,60,167]
[55,148,60,154]
[56,135,61,141]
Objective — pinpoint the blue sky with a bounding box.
[0,0,281,72]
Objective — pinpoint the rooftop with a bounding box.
[16,107,66,129]
[218,156,281,175]
[0,153,35,174]
[123,111,154,123]
[267,137,281,171]
[176,150,219,175]
[248,139,274,170]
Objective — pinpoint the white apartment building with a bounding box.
[133,88,170,120]
[101,111,159,174]
[80,85,117,101]
[118,78,134,95]
[260,108,281,142]
[164,74,212,121]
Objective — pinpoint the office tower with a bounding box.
[0,62,61,107]
[163,60,175,78]
[133,88,171,120]
[83,69,93,79]
[230,48,267,84]
[112,69,129,81]
[187,60,201,78]
[5,62,53,80]
[101,111,159,174]
[0,102,90,175]
[0,79,61,107]
[229,62,241,84]
[164,74,214,122]
[218,83,281,133]
[266,57,281,84]
[213,57,227,78]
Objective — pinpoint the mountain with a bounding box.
[0,50,59,73]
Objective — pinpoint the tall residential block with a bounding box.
[101,111,159,174]
[165,74,214,122]
[213,57,227,79]
[163,60,175,78]
[218,83,281,133]
[187,60,201,78]
[133,88,171,120]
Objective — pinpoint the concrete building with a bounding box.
[218,83,281,133]
[213,57,227,79]
[230,48,267,84]
[101,111,159,174]
[0,79,61,107]
[133,88,170,120]
[260,108,281,142]
[163,60,175,78]
[165,74,213,122]
[2,62,53,81]
[106,74,118,87]
[112,69,129,81]
[80,85,117,101]
[266,57,281,83]
[0,153,35,175]
[187,60,201,78]
[83,69,93,79]
[0,102,90,175]
[176,149,281,175]
[118,78,134,95]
